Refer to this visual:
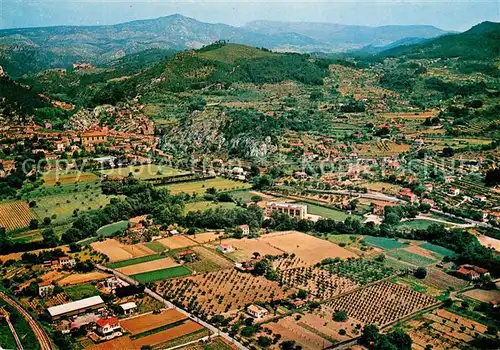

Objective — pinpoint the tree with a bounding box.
[387,329,412,350]
[442,147,454,157]
[485,168,500,187]
[297,289,308,299]
[414,267,427,279]
[29,219,39,230]
[258,336,272,348]
[251,195,262,203]
[333,311,348,322]
[360,325,380,346]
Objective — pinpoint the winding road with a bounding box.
[0,291,52,350]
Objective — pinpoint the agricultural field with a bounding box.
[184,201,237,213]
[31,190,115,223]
[157,235,197,249]
[363,236,408,250]
[279,265,359,300]
[42,169,98,185]
[120,309,188,335]
[115,257,179,275]
[326,258,396,285]
[0,201,38,231]
[324,281,438,326]
[131,265,192,283]
[91,239,156,262]
[100,164,189,179]
[57,271,111,287]
[107,254,165,269]
[218,237,285,263]
[387,248,438,267]
[159,269,290,315]
[419,242,456,258]
[131,320,207,349]
[463,289,500,303]
[144,241,167,253]
[0,319,17,350]
[186,246,233,273]
[407,308,489,349]
[421,268,469,291]
[261,231,357,265]
[64,283,100,300]
[96,221,129,236]
[190,232,224,244]
[163,177,251,195]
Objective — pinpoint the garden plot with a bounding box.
[324,281,438,326]
[187,246,233,273]
[261,231,357,265]
[116,257,179,275]
[0,201,38,231]
[326,258,395,285]
[90,239,155,262]
[157,235,197,249]
[158,269,290,315]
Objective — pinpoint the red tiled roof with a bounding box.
[96,317,118,327]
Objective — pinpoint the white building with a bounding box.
[96,317,121,338]
[239,225,250,236]
[216,244,233,254]
[119,302,137,315]
[265,202,308,219]
[247,304,269,318]
[38,282,55,297]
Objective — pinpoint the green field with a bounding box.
[184,201,237,213]
[131,266,192,283]
[0,321,16,350]
[145,241,167,253]
[41,169,98,186]
[97,221,129,236]
[100,165,189,179]
[387,249,437,267]
[326,234,361,245]
[0,300,40,350]
[397,219,438,230]
[107,254,164,269]
[364,236,409,250]
[296,202,362,221]
[32,189,116,223]
[230,190,259,203]
[420,242,456,257]
[65,283,100,300]
[163,178,251,195]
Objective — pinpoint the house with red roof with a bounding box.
[96,317,121,338]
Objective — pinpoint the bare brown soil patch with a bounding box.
[120,309,187,335]
[116,257,179,275]
[58,272,111,286]
[157,236,197,249]
[131,320,205,349]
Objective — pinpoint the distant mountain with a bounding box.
[379,21,500,59]
[0,14,452,77]
[244,20,449,51]
[354,37,432,55]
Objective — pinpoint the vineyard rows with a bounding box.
[0,201,38,231]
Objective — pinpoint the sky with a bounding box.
[1,0,499,31]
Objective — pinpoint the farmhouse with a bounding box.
[239,224,250,236]
[216,244,234,254]
[266,202,308,219]
[119,302,137,315]
[455,265,490,281]
[38,281,55,297]
[96,317,121,338]
[59,256,76,268]
[247,304,269,318]
[47,296,105,321]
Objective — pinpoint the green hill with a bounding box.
[197,43,275,63]
[381,21,500,60]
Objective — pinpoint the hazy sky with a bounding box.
[1,0,499,31]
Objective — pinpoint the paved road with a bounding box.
[0,292,52,350]
[97,265,248,350]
